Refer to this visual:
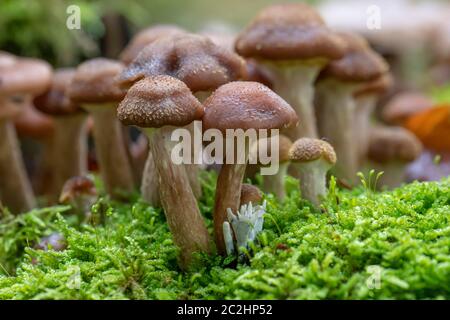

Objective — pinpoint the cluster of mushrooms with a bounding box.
[0,3,428,269]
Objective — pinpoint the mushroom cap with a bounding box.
[14,103,54,139]
[381,92,434,125]
[203,81,298,133]
[354,72,394,97]
[235,3,346,61]
[289,137,336,164]
[117,75,204,128]
[68,58,126,104]
[368,126,423,163]
[0,56,52,97]
[59,176,97,204]
[120,25,186,65]
[320,32,389,83]
[34,68,84,116]
[240,183,263,206]
[118,33,247,92]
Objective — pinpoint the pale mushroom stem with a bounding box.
[146,127,210,268]
[0,120,36,213]
[265,63,321,139]
[262,162,289,200]
[51,115,88,199]
[294,160,329,207]
[354,95,377,165]
[83,104,135,198]
[316,81,358,185]
[140,149,160,207]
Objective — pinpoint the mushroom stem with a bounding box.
[292,160,328,207]
[146,127,210,268]
[140,149,160,207]
[0,120,36,213]
[262,162,288,199]
[316,80,358,185]
[83,104,135,198]
[265,63,321,139]
[51,114,88,199]
[354,95,376,166]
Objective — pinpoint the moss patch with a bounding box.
[0,173,449,299]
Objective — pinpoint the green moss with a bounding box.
[0,173,449,300]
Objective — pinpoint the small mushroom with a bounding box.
[316,32,388,185]
[59,176,97,221]
[240,184,263,207]
[68,58,135,199]
[366,126,423,189]
[118,75,209,269]
[0,53,52,213]
[34,69,89,201]
[289,138,336,207]
[381,92,434,126]
[235,3,346,139]
[203,81,298,255]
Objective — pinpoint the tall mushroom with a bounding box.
[0,53,52,213]
[366,126,423,189]
[119,33,247,201]
[288,138,336,207]
[235,3,345,139]
[68,58,135,199]
[316,32,388,185]
[117,75,209,269]
[203,81,298,255]
[34,69,89,201]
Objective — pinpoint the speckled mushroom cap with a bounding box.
[289,138,336,165]
[117,75,204,128]
[320,32,389,83]
[34,69,84,116]
[381,92,434,125]
[240,183,263,206]
[235,3,346,61]
[0,56,52,97]
[59,176,97,204]
[120,25,186,65]
[203,81,298,133]
[68,58,126,104]
[118,33,247,92]
[354,72,393,97]
[367,126,423,163]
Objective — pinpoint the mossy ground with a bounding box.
[0,172,449,300]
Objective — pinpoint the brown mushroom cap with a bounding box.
[0,57,52,97]
[381,92,434,125]
[118,33,247,92]
[320,32,389,83]
[68,58,126,104]
[289,137,337,164]
[203,81,298,133]
[120,25,186,65]
[34,68,84,116]
[59,176,97,204]
[354,72,394,97]
[240,183,263,206]
[14,104,54,139]
[367,126,423,163]
[117,75,204,128]
[235,3,346,61]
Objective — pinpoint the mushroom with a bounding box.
[289,138,336,207]
[119,25,186,65]
[203,81,298,255]
[316,32,388,185]
[235,3,346,139]
[117,75,209,269]
[34,69,89,201]
[366,126,423,189]
[240,184,263,207]
[119,33,247,201]
[59,175,97,222]
[353,73,393,165]
[381,92,434,126]
[0,53,52,213]
[68,58,135,199]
